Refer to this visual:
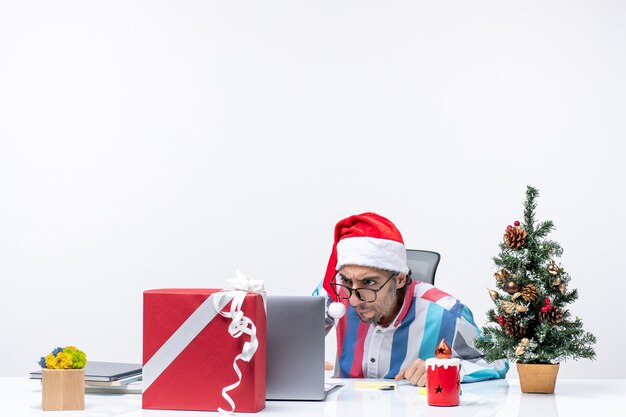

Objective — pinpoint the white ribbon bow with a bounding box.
[213,271,265,414]
[227,270,265,293]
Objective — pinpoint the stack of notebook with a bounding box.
[30,361,142,394]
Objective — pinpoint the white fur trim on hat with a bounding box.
[336,236,409,274]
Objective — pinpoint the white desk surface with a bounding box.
[4,377,622,417]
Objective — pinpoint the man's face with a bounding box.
[337,265,404,325]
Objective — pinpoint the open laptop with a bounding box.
[266,295,326,400]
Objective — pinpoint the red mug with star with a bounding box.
[425,339,461,407]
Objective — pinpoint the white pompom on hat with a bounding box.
[323,212,409,320]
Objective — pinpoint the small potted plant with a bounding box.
[475,187,596,393]
[38,346,87,410]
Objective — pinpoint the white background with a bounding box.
[1,1,624,379]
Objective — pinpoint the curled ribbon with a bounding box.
[213,271,265,414]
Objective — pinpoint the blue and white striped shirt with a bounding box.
[316,280,508,382]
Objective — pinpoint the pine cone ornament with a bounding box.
[504,226,527,249]
[503,317,526,337]
[519,284,538,302]
[540,307,564,324]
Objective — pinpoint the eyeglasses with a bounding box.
[330,271,398,303]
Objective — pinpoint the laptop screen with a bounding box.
[266,295,326,400]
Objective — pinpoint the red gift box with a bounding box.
[143,288,266,412]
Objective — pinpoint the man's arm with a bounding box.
[314,283,338,371]
[394,302,508,386]
[453,304,509,382]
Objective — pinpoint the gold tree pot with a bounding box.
[516,363,560,394]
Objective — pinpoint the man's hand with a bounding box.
[325,361,334,371]
[395,358,427,386]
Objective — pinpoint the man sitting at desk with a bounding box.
[315,212,508,386]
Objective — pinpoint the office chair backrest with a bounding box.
[406,249,441,285]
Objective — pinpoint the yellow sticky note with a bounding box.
[354,381,398,390]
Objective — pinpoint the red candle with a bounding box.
[425,339,461,407]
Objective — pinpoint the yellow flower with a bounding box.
[45,352,73,369]
[44,354,55,369]
[39,346,87,369]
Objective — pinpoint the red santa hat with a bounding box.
[323,212,409,319]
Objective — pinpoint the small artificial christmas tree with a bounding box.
[475,186,596,369]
